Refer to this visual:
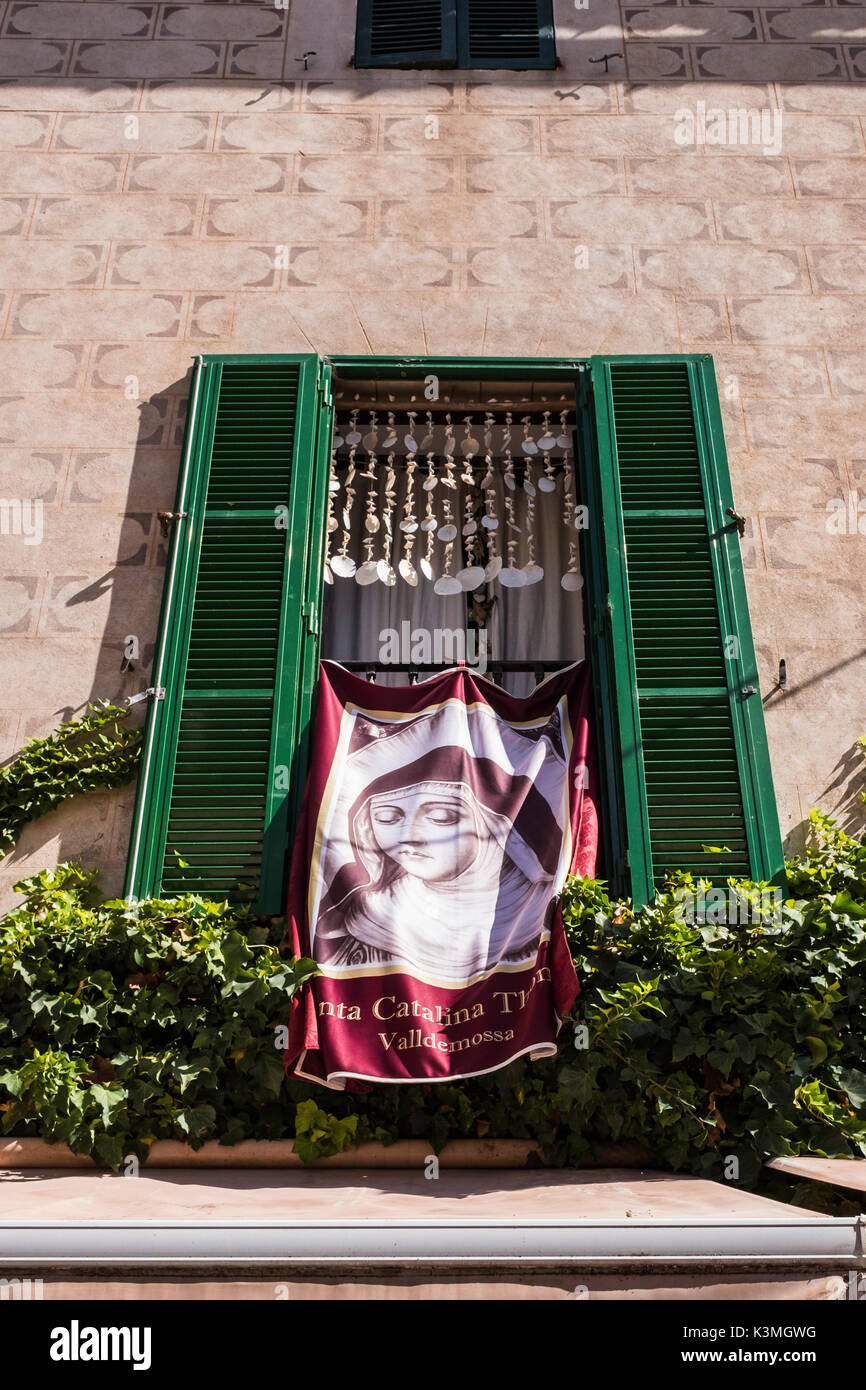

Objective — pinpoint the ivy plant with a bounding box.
[0,812,864,1201]
[0,702,142,856]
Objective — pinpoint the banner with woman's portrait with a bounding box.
[285,660,598,1088]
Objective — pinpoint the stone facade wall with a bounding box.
[1,0,865,908]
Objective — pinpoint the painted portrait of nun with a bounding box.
[312,704,569,983]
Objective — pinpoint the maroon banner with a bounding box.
[285,661,598,1089]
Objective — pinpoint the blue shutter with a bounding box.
[355,0,458,67]
[459,0,556,69]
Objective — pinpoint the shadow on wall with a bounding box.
[821,741,866,838]
[1,0,864,88]
[765,647,866,860]
[784,741,866,861]
[2,370,865,903]
[1,374,193,906]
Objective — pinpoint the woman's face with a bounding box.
[368,791,480,883]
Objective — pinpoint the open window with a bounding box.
[322,372,582,696]
[354,0,556,71]
[124,354,784,915]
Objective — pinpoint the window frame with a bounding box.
[353,0,557,71]
[127,352,784,912]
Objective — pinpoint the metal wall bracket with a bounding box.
[157,510,188,538]
[725,507,747,537]
[126,687,166,707]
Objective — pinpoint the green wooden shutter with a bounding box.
[459,0,555,69]
[585,355,783,906]
[125,354,332,913]
[355,0,458,67]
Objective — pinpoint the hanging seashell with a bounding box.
[399,556,418,586]
[331,553,356,579]
[362,409,379,455]
[499,565,526,588]
[377,558,396,586]
[538,410,556,451]
[500,409,513,458]
[332,448,357,578]
[483,412,495,453]
[521,486,543,584]
[345,408,362,448]
[538,413,557,491]
[562,527,581,594]
[521,415,538,456]
[404,409,419,454]
[458,491,483,589]
[398,449,419,582]
[422,452,438,491]
[503,419,517,492]
[482,478,502,581]
[499,492,523,586]
[382,411,397,449]
[457,564,486,591]
[443,413,456,458]
[356,522,377,585]
[484,553,503,582]
[356,559,379,586]
[324,448,341,579]
[434,510,459,594]
[377,453,398,584]
[556,407,571,451]
[438,494,457,542]
[421,506,437,582]
[435,574,462,596]
[460,415,480,458]
[419,410,435,454]
[441,440,458,490]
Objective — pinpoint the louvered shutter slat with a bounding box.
[126,356,331,912]
[586,357,784,905]
[460,0,555,68]
[355,0,458,67]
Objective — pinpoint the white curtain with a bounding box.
[321,467,584,695]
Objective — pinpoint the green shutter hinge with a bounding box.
[317,359,333,410]
[591,599,613,639]
[302,601,319,636]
